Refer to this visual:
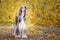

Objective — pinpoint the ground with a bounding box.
[0,24,60,40]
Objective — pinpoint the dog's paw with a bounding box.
[15,35,21,38]
[12,33,15,36]
[22,35,27,38]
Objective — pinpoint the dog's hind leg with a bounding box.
[15,28,21,38]
[15,25,21,38]
[12,24,16,36]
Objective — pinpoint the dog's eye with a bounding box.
[25,7,27,10]
[25,7,26,9]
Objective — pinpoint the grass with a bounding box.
[0,22,14,24]
[0,24,60,40]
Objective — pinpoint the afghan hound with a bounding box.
[12,5,27,38]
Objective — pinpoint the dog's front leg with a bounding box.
[22,29,27,38]
[22,23,27,38]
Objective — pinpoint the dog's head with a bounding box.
[20,5,27,12]
[19,5,27,15]
[21,5,27,11]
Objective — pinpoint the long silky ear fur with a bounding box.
[15,16,18,25]
[25,6,27,10]
[18,6,22,16]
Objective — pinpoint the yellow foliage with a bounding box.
[0,0,60,27]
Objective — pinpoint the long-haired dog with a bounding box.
[12,5,27,38]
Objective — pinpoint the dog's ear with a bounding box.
[19,7,22,15]
[25,6,27,11]
[20,7,22,12]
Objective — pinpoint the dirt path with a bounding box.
[0,24,60,40]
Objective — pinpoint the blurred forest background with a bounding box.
[0,0,60,40]
[0,0,60,27]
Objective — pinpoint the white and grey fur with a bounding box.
[12,5,27,38]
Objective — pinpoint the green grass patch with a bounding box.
[0,22,14,24]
